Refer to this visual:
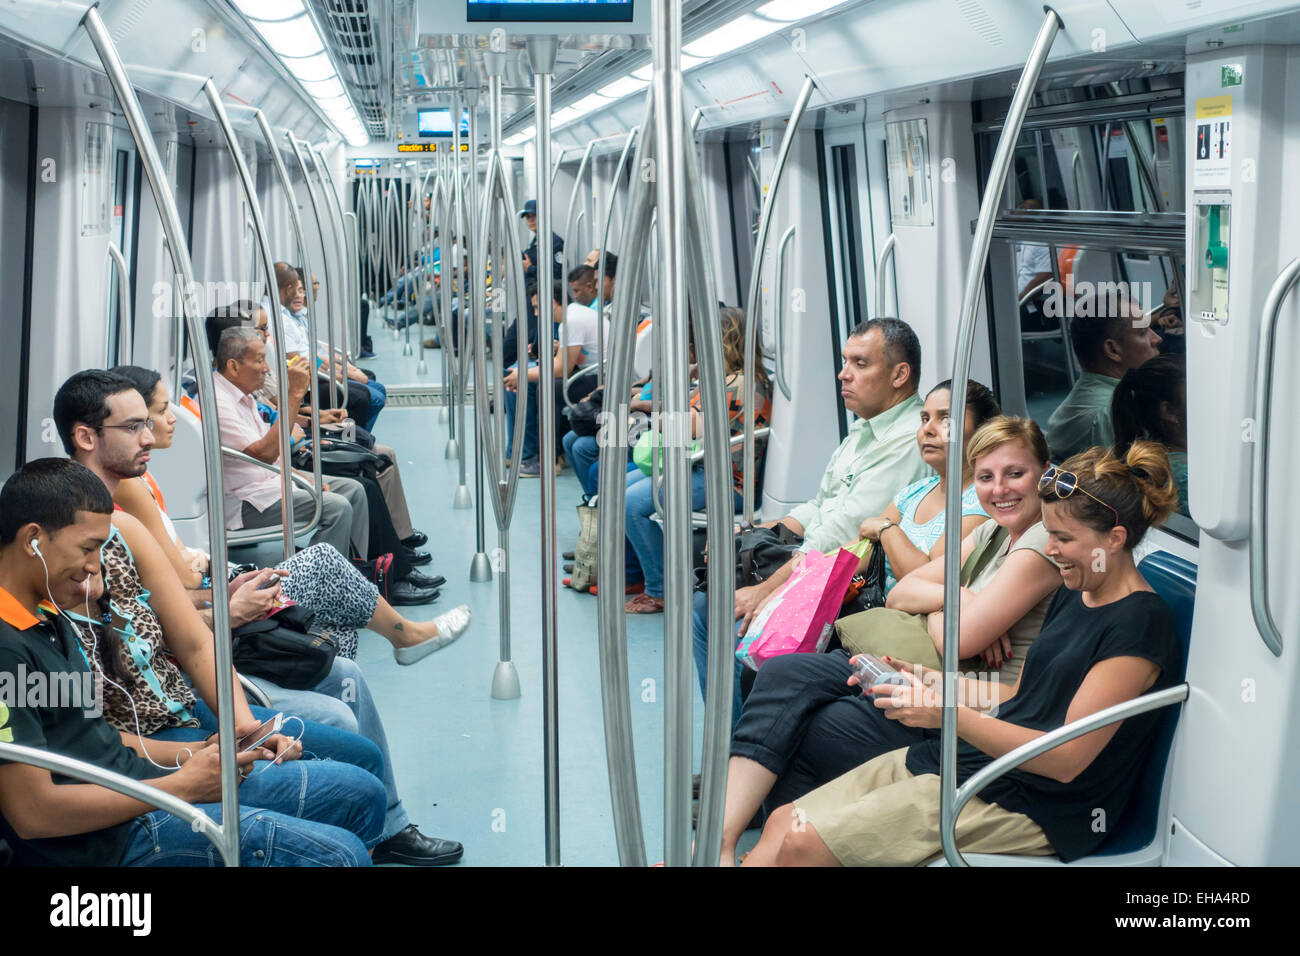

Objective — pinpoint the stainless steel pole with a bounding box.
[287,137,340,404]
[314,147,357,363]
[415,165,435,376]
[938,6,1063,868]
[309,145,351,380]
[527,34,562,868]
[203,80,296,564]
[467,85,493,581]
[452,90,473,503]
[597,127,639,391]
[875,232,897,319]
[81,5,239,866]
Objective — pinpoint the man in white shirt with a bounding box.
[212,326,369,558]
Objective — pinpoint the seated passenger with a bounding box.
[742,441,1182,866]
[691,318,930,717]
[49,383,466,866]
[296,270,388,433]
[0,459,385,867]
[503,280,600,477]
[1045,294,1161,461]
[624,307,771,614]
[106,365,469,664]
[1111,353,1188,514]
[846,379,998,595]
[716,416,1061,861]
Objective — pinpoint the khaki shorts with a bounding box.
[794,749,1054,866]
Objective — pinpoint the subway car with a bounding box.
[0,0,1296,876]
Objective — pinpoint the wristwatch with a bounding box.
[877,518,897,537]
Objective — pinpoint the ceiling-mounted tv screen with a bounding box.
[467,0,634,23]
[417,108,471,138]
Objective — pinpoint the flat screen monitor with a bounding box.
[417,108,470,138]
[466,0,635,24]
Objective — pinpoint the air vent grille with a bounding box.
[954,0,1004,47]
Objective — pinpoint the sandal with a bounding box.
[625,593,665,614]
[587,582,645,596]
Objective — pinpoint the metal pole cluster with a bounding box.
[938,5,1064,868]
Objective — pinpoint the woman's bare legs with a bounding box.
[741,804,840,867]
[720,756,777,866]
[367,598,442,649]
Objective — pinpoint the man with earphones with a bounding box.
[0,459,386,866]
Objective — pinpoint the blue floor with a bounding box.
[281,313,741,865]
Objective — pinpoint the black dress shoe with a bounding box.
[403,569,446,589]
[388,581,440,606]
[562,551,575,561]
[402,531,428,549]
[564,563,574,574]
[404,547,433,567]
[371,824,464,866]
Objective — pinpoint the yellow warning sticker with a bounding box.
[1195,95,1232,119]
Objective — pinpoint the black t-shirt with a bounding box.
[0,602,166,867]
[906,585,1180,862]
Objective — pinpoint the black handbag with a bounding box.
[562,388,603,438]
[230,604,337,690]
[696,523,804,592]
[839,540,888,618]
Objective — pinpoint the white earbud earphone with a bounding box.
[31,537,42,558]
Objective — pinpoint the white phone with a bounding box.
[236,713,284,753]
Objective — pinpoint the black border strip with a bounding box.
[815,128,848,441]
[722,139,743,309]
[16,104,38,470]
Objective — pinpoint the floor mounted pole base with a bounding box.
[402,341,413,356]
[439,406,450,423]
[444,438,460,460]
[491,660,521,700]
[453,484,472,508]
[469,551,493,581]
[417,360,427,374]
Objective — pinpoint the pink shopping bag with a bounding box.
[734,547,860,670]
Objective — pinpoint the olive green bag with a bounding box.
[834,525,1010,666]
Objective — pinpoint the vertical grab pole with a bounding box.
[399,160,414,357]
[938,6,1063,868]
[875,232,897,319]
[526,34,562,868]
[309,146,350,382]
[415,165,435,375]
[202,79,295,564]
[314,146,356,362]
[81,6,239,866]
[457,89,478,504]
[595,95,656,867]
[287,137,340,404]
[104,243,132,366]
[479,49,530,700]
[1249,258,1300,658]
[561,141,597,411]
[439,149,459,441]
[597,127,639,391]
[252,111,323,534]
[650,0,693,869]
[741,75,817,525]
[466,85,493,580]
[434,152,452,419]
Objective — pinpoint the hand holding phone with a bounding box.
[236,713,284,753]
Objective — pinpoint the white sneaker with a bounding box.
[393,605,472,666]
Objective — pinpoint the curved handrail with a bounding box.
[0,742,226,853]
[874,232,896,318]
[312,144,355,365]
[945,685,1188,861]
[1250,257,1300,657]
[221,446,319,546]
[249,110,323,540]
[414,164,437,371]
[938,5,1064,869]
[561,140,599,411]
[104,241,132,367]
[773,224,796,402]
[452,91,474,497]
[742,74,817,525]
[82,5,239,866]
[203,79,295,564]
[597,126,640,391]
[286,137,339,399]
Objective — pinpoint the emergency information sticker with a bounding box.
[1193,95,1232,189]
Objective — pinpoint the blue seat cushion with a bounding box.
[1093,550,1195,855]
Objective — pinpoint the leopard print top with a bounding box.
[71,529,198,736]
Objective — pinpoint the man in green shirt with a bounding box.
[1046,295,1161,461]
[690,319,930,733]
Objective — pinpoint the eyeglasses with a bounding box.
[1038,465,1119,526]
[98,418,154,437]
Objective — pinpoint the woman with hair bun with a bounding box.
[1111,353,1187,514]
[743,440,1184,866]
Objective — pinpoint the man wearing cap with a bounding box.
[521,199,565,285]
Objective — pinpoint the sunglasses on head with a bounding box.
[1038,465,1120,527]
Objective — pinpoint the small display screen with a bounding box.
[417,108,470,138]
[467,0,634,24]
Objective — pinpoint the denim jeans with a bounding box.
[364,380,386,432]
[243,657,412,842]
[503,362,538,461]
[624,466,709,599]
[562,432,601,497]
[118,767,385,866]
[693,589,745,731]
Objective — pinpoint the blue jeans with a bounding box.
[625,466,709,599]
[693,590,745,731]
[118,766,385,866]
[563,432,601,497]
[503,362,537,462]
[364,380,386,432]
[244,657,412,842]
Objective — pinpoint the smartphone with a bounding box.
[236,713,284,753]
